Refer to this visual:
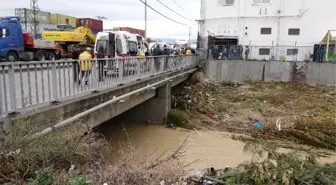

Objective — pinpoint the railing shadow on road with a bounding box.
[0,55,199,117]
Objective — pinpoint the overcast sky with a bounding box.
[0,0,200,39]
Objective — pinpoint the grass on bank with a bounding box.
[215,141,336,185]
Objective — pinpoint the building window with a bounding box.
[259,48,270,55]
[288,28,300,35]
[218,0,235,6]
[253,0,271,4]
[260,28,272,35]
[287,49,298,55]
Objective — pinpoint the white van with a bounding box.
[95,31,127,58]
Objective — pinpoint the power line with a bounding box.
[138,0,187,26]
[156,0,194,21]
[171,0,196,20]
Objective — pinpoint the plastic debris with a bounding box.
[207,114,214,119]
[276,118,281,131]
[254,120,261,129]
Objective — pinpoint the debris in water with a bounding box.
[207,114,214,119]
[276,118,281,131]
[254,120,261,129]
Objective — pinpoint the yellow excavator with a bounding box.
[41,26,96,58]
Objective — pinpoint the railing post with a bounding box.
[51,62,59,103]
[91,59,98,92]
[118,58,124,85]
[136,57,141,80]
[0,68,3,115]
[8,64,17,113]
[150,57,155,77]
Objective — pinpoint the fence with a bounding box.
[207,45,336,63]
[0,55,198,116]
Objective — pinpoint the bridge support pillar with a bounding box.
[126,83,171,124]
[151,83,171,123]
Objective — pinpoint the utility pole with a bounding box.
[145,0,147,39]
[188,26,191,46]
[30,0,40,39]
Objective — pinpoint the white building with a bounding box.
[199,0,336,61]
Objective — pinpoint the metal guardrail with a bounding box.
[0,55,199,116]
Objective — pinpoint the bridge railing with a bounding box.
[0,55,198,116]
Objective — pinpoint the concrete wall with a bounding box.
[206,60,336,85]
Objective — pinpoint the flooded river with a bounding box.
[100,122,252,172]
[99,122,336,173]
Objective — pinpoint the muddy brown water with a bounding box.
[99,123,336,173]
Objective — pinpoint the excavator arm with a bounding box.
[73,26,96,45]
[42,26,96,45]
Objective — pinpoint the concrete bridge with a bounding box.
[0,55,201,135]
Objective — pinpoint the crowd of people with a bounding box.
[152,44,195,56]
[74,45,195,85]
[210,45,250,60]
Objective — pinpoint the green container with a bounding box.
[14,8,51,24]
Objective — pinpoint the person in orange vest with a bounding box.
[78,47,93,85]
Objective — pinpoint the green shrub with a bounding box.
[25,169,54,185]
[66,177,93,185]
[168,109,191,129]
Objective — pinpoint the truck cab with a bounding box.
[0,16,24,61]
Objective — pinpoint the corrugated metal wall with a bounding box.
[51,14,76,27]
[118,27,145,37]
[15,8,51,24]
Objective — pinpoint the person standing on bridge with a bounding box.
[153,45,162,72]
[97,43,106,82]
[78,47,93,85]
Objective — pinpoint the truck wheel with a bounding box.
[7,52,18,62]
[36,50,47,61]
[47,51,56,60]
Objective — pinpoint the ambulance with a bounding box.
[94,31,147,76]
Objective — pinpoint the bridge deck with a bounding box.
[0,55,199,117]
